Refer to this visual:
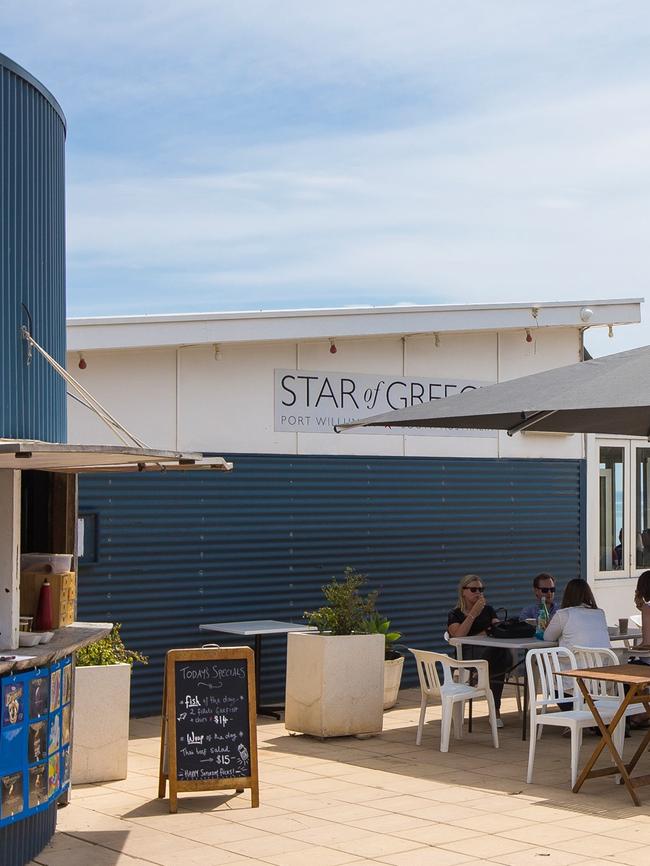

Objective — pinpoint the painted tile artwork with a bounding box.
[49,669,61,713]
[1,772,23,818]
[29,677,49,719]
[3,684,24,727]
[28,764,47,808]
[28,722,46,763]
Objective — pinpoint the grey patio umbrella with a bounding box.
[336,344,650,439]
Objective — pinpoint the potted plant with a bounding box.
[284,567,385,738]
[363,613,404,709]
[72,624,147,784]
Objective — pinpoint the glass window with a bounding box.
[636,448,650,569]
[599,447,624,571]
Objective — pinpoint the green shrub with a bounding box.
[362,613,402,659]
[304,567,378,635]
[76,623,148,667]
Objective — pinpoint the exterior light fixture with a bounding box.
[608,325,614,338]
[78,353,87,370]
[329,341,337,354]
[214,344,222,360]
[579,307,594,323]
[434,333,440,348]
[525,329,533,343]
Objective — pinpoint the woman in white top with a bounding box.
[543,578,610,649]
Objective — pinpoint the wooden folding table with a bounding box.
[562,663,650,806]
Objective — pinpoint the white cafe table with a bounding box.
[199,620,315,717]
[448,635,558,741]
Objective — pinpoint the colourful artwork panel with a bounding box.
[28,721,46,764]
[1,772,24,819]
[47,755,59,798]
[3,683,24,727]
[49,669,61,712]
[28,764,47,808]
[62,664,72,705]
[29,677,49,719]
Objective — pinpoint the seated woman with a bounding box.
[447,574,511,727]
[629,570,650,728]
[634,570,650,645]
[543,578,610,649]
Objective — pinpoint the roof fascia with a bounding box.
[67,298,643,352]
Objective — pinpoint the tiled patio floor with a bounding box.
[30,687,650,866]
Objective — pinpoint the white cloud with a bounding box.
[2,1,648,350]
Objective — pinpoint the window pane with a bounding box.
[636,448,650,569]
[599,447,624,570]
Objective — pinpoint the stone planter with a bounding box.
[72,663,131,784]
[383,655,404,710]
[285,632,384,737]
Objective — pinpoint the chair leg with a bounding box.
[570,727,582,789]
[486,690,499,749]
[527,720,538,783]
[440,697,453,753]
[613,717,625,762]
[452,700,464,740]
[415,696,427,746]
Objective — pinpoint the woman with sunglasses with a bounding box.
[447,574,511,725]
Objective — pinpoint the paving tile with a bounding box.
[328,832,422,857]
[378,847,474,866]
[390,823,481,846]
[438,834,533,857]
[545,834,645,857]
[489,848,589,866]
[262,846,361,866]
[216,833,313,858]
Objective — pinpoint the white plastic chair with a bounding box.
[526,646,622,788]
[410,648,499,753]
[571,645,646,754]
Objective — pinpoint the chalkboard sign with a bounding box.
[158,648,259,813]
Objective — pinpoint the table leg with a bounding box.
[622,696,650,778]
[253,634,282,719]
[573,681,641,806]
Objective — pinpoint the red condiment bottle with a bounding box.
[34,578,53,631]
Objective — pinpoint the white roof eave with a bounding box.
[66,298,643,352]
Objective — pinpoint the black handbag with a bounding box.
[488,608,536,639]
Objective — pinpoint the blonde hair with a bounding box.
[457,573,482,613]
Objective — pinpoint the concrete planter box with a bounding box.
[72,663,131,784]
[383,655,404,710]
[285,632,384,737]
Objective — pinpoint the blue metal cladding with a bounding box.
[0,801,56,866]
[0,54,67,442]
[78,454,585,717]
[78,454,585,715]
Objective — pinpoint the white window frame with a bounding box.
[588,434,650,582]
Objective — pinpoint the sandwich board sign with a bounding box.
[158,647,259,812]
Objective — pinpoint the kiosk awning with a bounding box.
[0,440,232,473]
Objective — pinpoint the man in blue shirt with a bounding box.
[519,572,558,622]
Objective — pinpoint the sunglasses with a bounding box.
[466,587,485,594]
[539,587,555,593]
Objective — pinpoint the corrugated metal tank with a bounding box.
[78,453,586,717]
[0,53,67,442]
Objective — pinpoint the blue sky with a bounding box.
[2,1,648,354]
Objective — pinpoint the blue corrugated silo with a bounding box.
[1,53,67,442]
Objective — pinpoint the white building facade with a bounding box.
[66,298,644,713]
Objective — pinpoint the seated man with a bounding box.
[519,572,558,622]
